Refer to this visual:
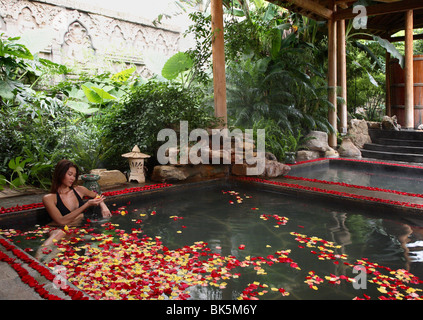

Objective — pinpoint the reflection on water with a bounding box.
[2,184,423,300]
[289,163,423,194]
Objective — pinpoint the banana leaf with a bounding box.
[373,35,404,68]
[161,52,193,80]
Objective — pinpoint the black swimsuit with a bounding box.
[56,187,84,216]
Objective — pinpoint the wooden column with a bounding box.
[211,0,227,127]
[337,19,347,135]
[404,9,414,129]
[328,3,337,147]
[385,52,391,117]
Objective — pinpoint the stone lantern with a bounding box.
[80,173,101,194]
[122,145,150,183]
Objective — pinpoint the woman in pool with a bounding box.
[42,159,111,245]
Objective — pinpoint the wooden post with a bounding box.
[211,0,227,127]
[404,9,414,129]
[328,3,337,147]
[337,19,347,135]
[385,52,391,117]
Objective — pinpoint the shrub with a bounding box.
[101,80,220,171]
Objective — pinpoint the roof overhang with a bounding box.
[267,0,423,38]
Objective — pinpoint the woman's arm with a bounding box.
[75,185,98,199]
[42,192,104,226]
[75,186,111,217]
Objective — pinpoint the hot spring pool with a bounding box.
[2,180,423,300]
[288,159,423,195]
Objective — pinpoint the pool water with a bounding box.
[289,160,423,194]
[2,182,423,300]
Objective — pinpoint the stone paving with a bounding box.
[0,251,43,300]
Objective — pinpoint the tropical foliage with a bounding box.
[100,81,220,171]
[185,5,334,158]
[0,0,415,189]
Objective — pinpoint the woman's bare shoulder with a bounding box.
[74,185,89,193]
[42,193,56,204]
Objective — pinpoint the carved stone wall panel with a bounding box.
[62,20,95,63]
[0,0,182,76]
[133,29,148,52]
[0,16,6,32]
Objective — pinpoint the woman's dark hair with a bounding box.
[50,159,79,193]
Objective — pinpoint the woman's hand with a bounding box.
[86,195,105,207]
[87,194,111,218]
[101,208,112,218]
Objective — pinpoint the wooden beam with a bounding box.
[404,9,414,128]
[211,0,227,126]
[334,0,423,21]
[276,0,333,20]
[334,0,349,9]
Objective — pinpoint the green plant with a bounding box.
[22,140,58,190]
[373,35,404,68]
[0,34,150,188]
[250,117,284,161]
[347,46,385,118]
[282,131,302,154]
[2,157,30,189]
[0,34,68,105]
[183,12,213,88]
[282,130,314,157]
[221,5,334,134]
[279,130,314,164]
[0,34,74,189]
[250,117,310,162]
[0,87,70,188]
[0,34,33,102]
[101,80,221,171]
[60,67,138,116]
[70,123,114,173]
[161,52,194,86]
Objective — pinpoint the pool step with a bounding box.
[373,138,423,148]
[363,143,423,154]
[368,128,423,141]
[361,129,423,163]
[360,148,423,163]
